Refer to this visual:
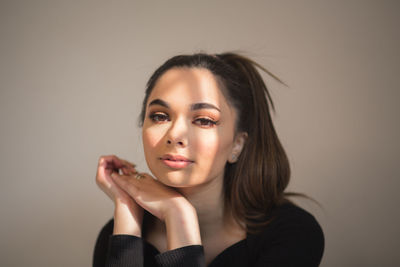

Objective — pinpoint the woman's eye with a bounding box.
[194,118,218,127]
[149,113,169,122]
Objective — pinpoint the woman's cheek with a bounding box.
[195,132,224,165]
[143,125,168,148]
[201,127,235,169]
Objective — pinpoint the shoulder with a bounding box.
[270,202,324,233]
[247,202,324,266]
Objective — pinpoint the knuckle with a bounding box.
[98,155,107,165]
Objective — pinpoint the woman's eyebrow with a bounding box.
[191,103,221,112]
[148,99,170,108]
[148,99,220,112]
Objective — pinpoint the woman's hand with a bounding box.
[110,171,190,220]
[96,155,137,204]
[111,171,202,250]
[96,155,143,236]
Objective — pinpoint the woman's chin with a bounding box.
[151,170,206,188]
[156,174,196,188]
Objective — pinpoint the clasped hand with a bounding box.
[96,155,192,220]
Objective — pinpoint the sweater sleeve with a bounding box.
[154,245,205,267]
[105,235,144,267]
[93,219,145,267]
[93,219,206,267]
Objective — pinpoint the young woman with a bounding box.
[93,53,324,267]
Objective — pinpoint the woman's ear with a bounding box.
[228,132,248,163]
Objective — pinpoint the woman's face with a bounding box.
[142,67,243,188]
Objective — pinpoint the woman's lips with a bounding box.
[160,154,194,169]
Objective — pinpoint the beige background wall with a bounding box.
[1,0,399,266]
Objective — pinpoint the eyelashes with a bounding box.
[149,112,169,122]
[148,112,219,128]
[193,118,218,127]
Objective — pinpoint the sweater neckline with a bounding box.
[143,237,248,266]
[207,238,247,266]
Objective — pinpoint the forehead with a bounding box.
[148,67,233,112]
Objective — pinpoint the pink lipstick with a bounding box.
[160,154,194,169]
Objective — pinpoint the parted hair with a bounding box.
[139,52,290,234]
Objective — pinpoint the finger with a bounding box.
[113,171,147,184]
[120,159,136,169]
[97,156,126,187]
[111,172,140,196]
[98,155,126,170]
[101,156,137,176]
[98,156,131,181]
[121,166,137,176]
[121,163,137,175]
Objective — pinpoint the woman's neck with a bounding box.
[144,175,246,261]
[176,176,242,238]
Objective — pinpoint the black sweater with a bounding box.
[93,203,324,267]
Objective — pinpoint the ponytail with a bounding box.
[218,53,291,234]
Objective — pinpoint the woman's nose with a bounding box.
[166,139,184,146]
[166,118,188,147]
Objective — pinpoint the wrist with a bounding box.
[113,200,143,237]
[164,198,201,250]
[164,196,194,218]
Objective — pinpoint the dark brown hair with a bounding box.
[139,52,290,234]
